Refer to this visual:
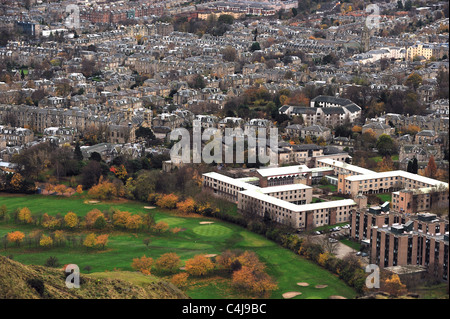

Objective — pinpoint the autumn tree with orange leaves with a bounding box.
[185,255,215,276]
[171,272,189,288]
[232,266,277,295]
[383,274,407,297]
[176,197,196,215]
[152,221,169,234]
[131,255,154,275]
[156,194,179,209]
[112,210,131,229]
[155,252,181,273]
[7,231,25,247]
[85,209,104,228]
[377,156,395,172]
[95,234,109,249]
[125,214,143,231]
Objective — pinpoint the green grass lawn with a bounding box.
[376,193,392,203]
[339,239,361,251]
[412,283,449,299]
[312,197,325,203]
[0,194,357,299]
[317,184,337,192]
[370,155,399,162]
[330,196,346,200]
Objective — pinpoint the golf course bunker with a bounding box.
[144,206,155,209]
[329,296,347,299]
[297,282,310,287]
[86,200,100,204]
[282,292,302,299]
[192,224,233,237]
[315,285,328,289]
[204,254,217,258]
[199,221,214,224]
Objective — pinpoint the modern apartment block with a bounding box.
[202,165,359,230]
[318,160,449,212]
[350,208,449,282]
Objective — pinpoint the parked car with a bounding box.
[361,252,369,257]
[328,238,338,243]
[315,231,321,235]
[356,251,362,256]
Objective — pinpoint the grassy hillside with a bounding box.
[0,255,188,299]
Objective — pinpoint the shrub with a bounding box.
[44,256,60,268]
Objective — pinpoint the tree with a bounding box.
[7,231,25,247]
[222,46,237,62]
[95,234,109,249]
[0,205,7,220]
[64,212,79,229]
[218,14,234,25]
[76,185,83,194]
[352,125,362,133]
[41,213,61,230]
[237,251,265,272]
[250,42,261,52]
[185,255,215,276]
[131,255,154,275]
[190,74,206,89]
[171,272,189,288]
[54,230,65,246]
[362,129,377,146]
[384,274,407,297]
[155,252,181,273]
[39,234,53,248]
[83,233,97,249]
[152,221,169,234]
[232,266,277,295]
[18,207,32,224]
[377,156,395,172]
[135,127,155,145]
[81,160,103,189]
[376,134,395,157]
[405,72,423,91]
[125,214,143,231]
[411,157,418,174]
[10,173,24,191]
[176,198,196,214]
[156,194,179,209]
[88,179,123,200]
[54,184,67,195]
[74,142,83,161]
[93,215,107,230]
[424,155,438,179]
[85,209,104,228]
[113,210,131,229]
